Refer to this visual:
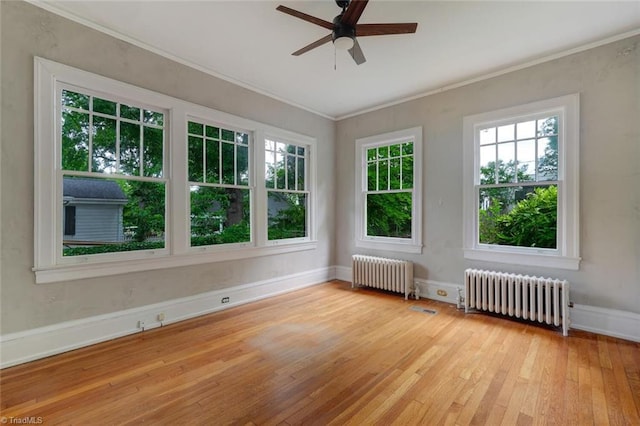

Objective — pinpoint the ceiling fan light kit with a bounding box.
[277,0,418,65]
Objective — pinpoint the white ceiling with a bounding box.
[36,1,640,119]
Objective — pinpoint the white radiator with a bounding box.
[352,255,415,300]
[464,268,570,336]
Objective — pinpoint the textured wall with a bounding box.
[336,35,640,314]
[0,1,335,333]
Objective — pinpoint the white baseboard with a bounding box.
[570,304,640,342]
[0,266,335,369]
[335,265,351,282]
[336,265,640,343]
[2,265,638,369]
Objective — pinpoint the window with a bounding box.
[463,94,580,270]
[59,87,167,257]
[355,127,422,253]
[265,139,308,241]
[188,120,251,247]
[34,57,316,283]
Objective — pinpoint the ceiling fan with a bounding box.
[276,0,418,65]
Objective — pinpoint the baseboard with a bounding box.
[0,266,335,369]
[3,266,638,369]
[335,265,640,342]
[570,304,640,342]
[335,265,351,282]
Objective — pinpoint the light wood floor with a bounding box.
[1,280,639,425]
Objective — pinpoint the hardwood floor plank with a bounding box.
[1,280,638,425]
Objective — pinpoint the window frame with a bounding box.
[354,127,423,254]
[462,94,580,270]
[34,57,317,284]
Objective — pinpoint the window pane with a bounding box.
[61,109,90,171]
[478,185,557,249]
[275,147,285,190]
[92,116,117,173]
[206,139,220,184]
[143,127,163,178]
[517,139,535,181]
[401,155,413,189]
[297,157,305,190]
[268,192,306,240]
[367,148,377,161]
[238,133,249,145]
[402,142,413,156]
[497,142,515,183]
[538,116,558,136]
[537,136,558,181]
[367,192,412,238]
[188,135,204,182]
[479,128,496,145]
[221,129,234,142]
[379,159,389,190]
[367,162,377,191]
[297,146,304,156]
[287,154,296,190]
[479,145,496,184]
[120,122,141,176]
[221,142,235,184]
[390,144,401,157]
[389,157,401,190]
[93,97,116,116]
[497,124,515,142]
[62,90,89,110]
[190,186,250,246]
[265,149,275,188]
[143,110,163,126]
[378,146,389,159]
[62,177,165,256]
[206,125,219,139]
[237,145,249,186]
[120,104,140,121]
[516,120,536,140]
[188,121,203,135]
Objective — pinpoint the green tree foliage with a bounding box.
[367,193,412,238]
[480,186,557,248]
[494,186,557,248]
[366,142,413,238]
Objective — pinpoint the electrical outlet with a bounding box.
[221,297,230,304]
[437,289,448,297]
[138,320,145,329]
[157,313,165,322]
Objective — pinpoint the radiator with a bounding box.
[352,255,415,300]
[464,268,570,336]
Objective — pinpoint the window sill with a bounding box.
[464,248,580,270]
[34,241,318,284]
[355,239,422,254]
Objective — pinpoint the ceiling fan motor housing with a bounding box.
[332,14,356,43]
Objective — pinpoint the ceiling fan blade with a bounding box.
[341,0,369,27]
[292,34,333,56]
[348,38,366,65]
[276,5,334,30]
[356,23,418,36]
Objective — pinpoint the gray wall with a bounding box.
[0,1,335,333]
[336,35,640,314]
